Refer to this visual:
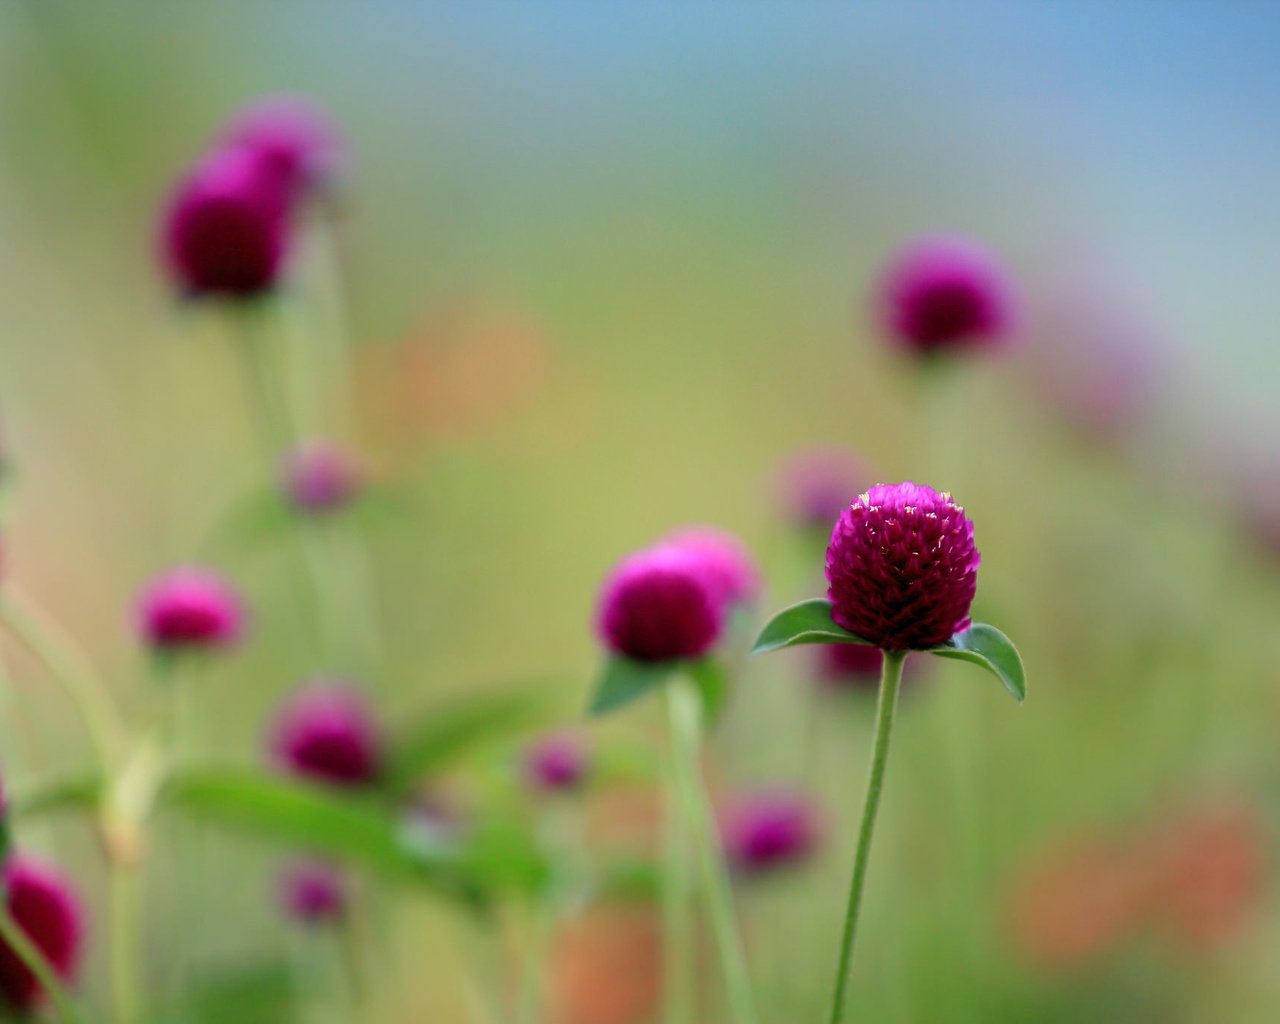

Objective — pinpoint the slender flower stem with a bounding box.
[827,649,905,1024]
[0,905,82,1023]
[667,679,757,1024]
[0,586,124,768]
[661,749,694,1024]
[108,863,142,1024]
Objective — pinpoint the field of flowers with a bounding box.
[0,6,1277,1023]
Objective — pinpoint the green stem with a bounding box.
[661,746,694,1024]
[667,679,756,1024]
[0,587,123,768]
[0,906,82,1023]
[827,650,905,1024]
[108,864,142,1024]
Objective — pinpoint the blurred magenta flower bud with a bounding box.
[659,527,760,609]
[137,567,245,652]
[278,858,345,924]
[160,145,289,298]
[722,790,821,874]
[826,482,979,651]
[774,448,870,532]
[816,645,925,692]
[282,441,361,513]
[220,95,343,196]
[0,857,84,1012]
[876,235,1015,355]
[271,683,382,788]
[524,732,590,793]
[596,547,723,662]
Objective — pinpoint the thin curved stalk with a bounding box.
[827,650,905,1024]
[0,905,82,1022]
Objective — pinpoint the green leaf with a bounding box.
[591,856,661,903]
[11,775,103,818]
[750,599,873,655]
[148,962,297,1024]
[162,769,432,882]
[163,768,548,899]
[927,623,1027,702]
[587,657,678,716]
[687,658,728,724]
[383,689,551,794]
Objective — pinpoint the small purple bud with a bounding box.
[136,567,245,652]
[659,527,760,609]
[270,683,382,788]
[774,448,871,532]
[596,547,723,662]
[282,441,361,513]
[722,791,821,874]
[0,857,84,1012]
[278,858,346,924]
[220,95,344,196]
[815,645,925,692]
[524,732,590,793]
[160,146,290,298]
[876,235,1015,355]
[826,482,980,652]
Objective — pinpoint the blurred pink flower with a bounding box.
[596,547,723,662]
[271,682,383,788]
[279,858,346,924]
[659,526,760,609]
[875,234,1015,355]
[282,440,362,513]
[525,731,591,793]
[219,95,343,196]
[721,789,821,874]
[773,448,871,532]
[137,567,245,651]
[0,857,84,1012]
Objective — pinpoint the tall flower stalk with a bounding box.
[752,482,1026,1018]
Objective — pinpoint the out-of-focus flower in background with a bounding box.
[281,440,363,514]
[596,546,723,662]
[136,567,246,652]
[0,856,85,1012]
[772,448,871,534]
[874,235,1016,357]
[278,857,347,925]
[218,95,345,198]
[524,731,591,793]
[658,526,761,611]
[721,789,821,875]
[270,682,383,788]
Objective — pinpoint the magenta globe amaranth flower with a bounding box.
[524,732,590,792]
[282,441,361,512]
[722,791,821,874]
[271,682,382,788]
[160,146,290,298]
[596,547,723,662]
[137,567,245,651]
[876,235,1014,355]
[826,482,979,651]
[220,95,343,196]
[279,859,346,924]
[0,857,84,1012]
[659,527,760,609]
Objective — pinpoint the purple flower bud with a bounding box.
[220,95,343,196]
[0,857,84,1012]
[826,483,980,651]
[774,448,871,532]
[270,683,382,788]
[722,791,820,874]
[876,235,1015,355]
[160,145,290,298]
[524,732,590,792]
[278,858,345,924]
[282,441,361,513]
[596,547,724,662]
[137,567,245,652]
[659,527,760,609]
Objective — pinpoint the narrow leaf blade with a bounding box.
[588,658,677,716]
[750,598,873,655]
[928,623,1027,702]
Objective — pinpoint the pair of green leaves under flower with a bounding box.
[751,598,1026,701]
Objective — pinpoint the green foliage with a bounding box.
[750,598,873,654]
[587,656,679,716]
[928,623,1027,702]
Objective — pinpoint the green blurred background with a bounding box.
[1,4,1279,1022]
